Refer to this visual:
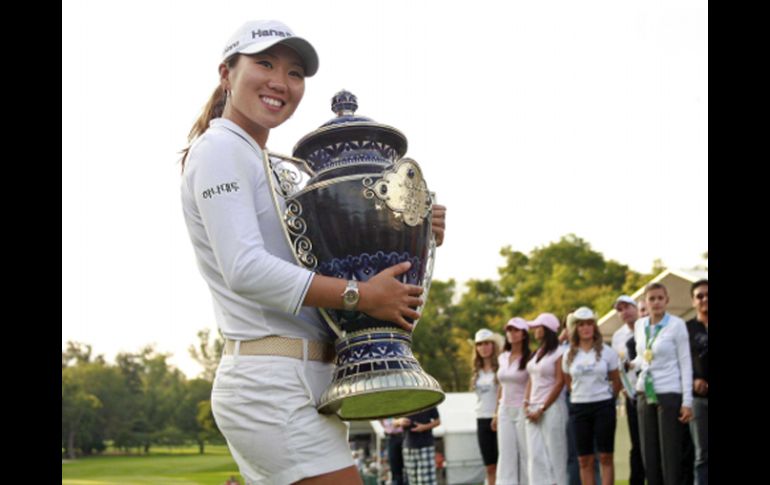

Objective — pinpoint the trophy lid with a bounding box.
[292,90,408,161]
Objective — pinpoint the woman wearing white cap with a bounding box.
[523,313,568,485]
[472,328,504,485]
[493,317,532,485]
[631,283,693,485]
[179,20,446,485]
[562,307,621,485]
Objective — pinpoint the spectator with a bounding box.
[524,313,568,485]
[631,283,693,485]
[611,295,646,485]
[562,307,621,485]
[686,279,708,485]
[493,317,531,485]
[472,328,504,485]
[381,418,408,485]
[397,407,441,485]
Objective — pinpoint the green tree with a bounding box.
[137,347,187,453]
[412,280,473,391]
[451,279,508,334]
[62,341,105,368]
[497,234,642,320]
[176,378,219,454]
[62,366,102,459]
[189,328,224,381]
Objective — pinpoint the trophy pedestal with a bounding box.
[317,328,445,420]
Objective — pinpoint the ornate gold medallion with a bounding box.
[644,349,653,363]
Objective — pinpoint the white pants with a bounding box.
[211,351,353,485]
[496,405,528,485]
[525,398,568,485]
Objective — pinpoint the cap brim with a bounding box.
[232,36,319,77]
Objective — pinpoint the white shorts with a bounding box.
[211,352,353,485]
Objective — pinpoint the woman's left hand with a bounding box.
[431,204,446,247]
[678,406,693,424]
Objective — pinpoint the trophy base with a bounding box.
[316,328,445,420]
[318,370,445,420]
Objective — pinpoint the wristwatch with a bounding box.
[341,280,360,311]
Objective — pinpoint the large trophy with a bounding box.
[264,90,445,420]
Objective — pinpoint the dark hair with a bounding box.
[690,279,708,296]
[534,327,559,363]
[503,328,532,371]
[179,54,241,170]
[644,282,668,297]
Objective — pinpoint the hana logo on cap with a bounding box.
[221,20,319,77]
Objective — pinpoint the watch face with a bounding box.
[344,289,359,304]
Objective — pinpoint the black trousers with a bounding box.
[637,393,687,485]
[625,396,646,485]
[387,433,407,485]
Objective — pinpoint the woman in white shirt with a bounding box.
[472,328,505,485]
[179,19,446,485]
[632,283,693,485]
[524,313,568,485]
[562,307,621,485]
[493,317,532,485]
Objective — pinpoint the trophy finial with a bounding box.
[332,90,358,117]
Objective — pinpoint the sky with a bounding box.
[62,0,708,378]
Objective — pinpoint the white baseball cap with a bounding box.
[221,20,319,77]
[474,329,505,349]
[614,295,637,309]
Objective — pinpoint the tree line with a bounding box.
[62,339,222,459]
[63,234,685,458]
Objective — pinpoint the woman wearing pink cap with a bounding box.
[179,20,446,485]
[523,313,568,485]
[493,317,532,485]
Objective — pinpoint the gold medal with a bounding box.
[644,349,653,363]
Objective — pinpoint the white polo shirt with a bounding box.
[562,344,619,403]
[181,118,331,342]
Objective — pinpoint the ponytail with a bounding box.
[179,55,239,171]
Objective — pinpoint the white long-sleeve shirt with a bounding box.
[181,118,331,342]
[633,314,693,407]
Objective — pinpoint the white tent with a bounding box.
[598,268,707,341]
[433,392,485,484]
[369,392,485,485]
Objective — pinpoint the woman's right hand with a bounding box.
[358,261,424,332]
[490,415,498,431]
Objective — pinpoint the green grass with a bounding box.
[62,410,635,485]
[61,445,244,485]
